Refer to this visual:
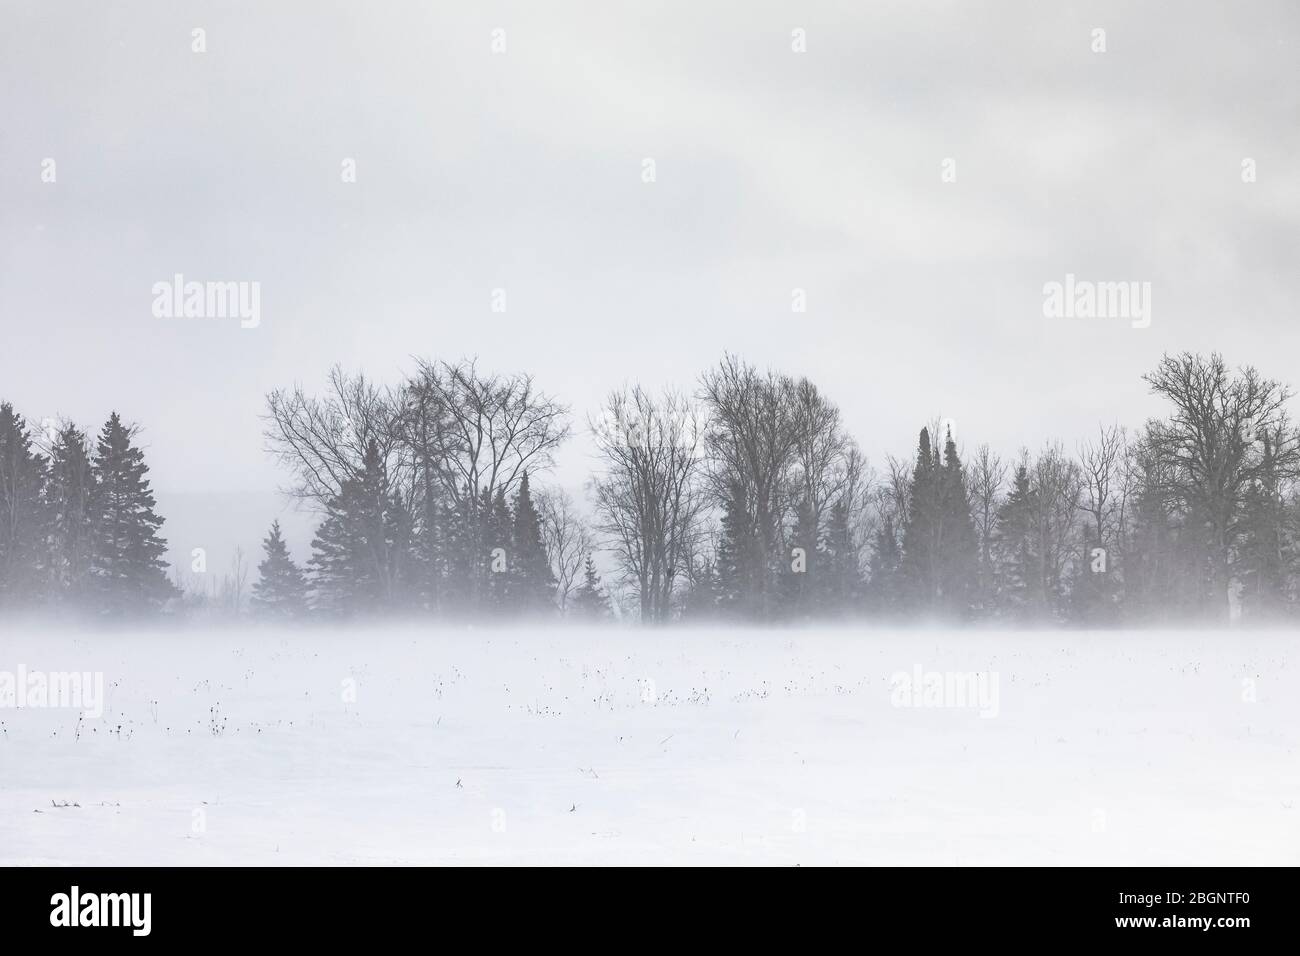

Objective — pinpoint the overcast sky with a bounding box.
[3,1,1298,565]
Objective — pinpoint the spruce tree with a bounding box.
[716,491,760,618]
[682,555,721,620]
[308,487,372,616]
[1121,446,1207,623]
[89,412,175,615]
[899,427,941,611]
[46,424,96,611]
[993,464,1041,620]
[484,485,513,612]
[1238,433,1292,620]
[866,512,902,614]
[250,520,309,619]
[384,490,419,611]
[0,403,50,609]
[510,472,555,614]
[308,440,411,616]
[936,431,979,616]
[440,484,475,615]
[569,552,612,620]
[821,497,862,614]
[782,496,820,618]
[413,493,444,613]
[1070,513,1121,626]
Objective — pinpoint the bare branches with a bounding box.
[1078,424,1127,550]
[1142,352,1300,613]
[536,487,592,612]
[967,443,1006,592]
[263,366,407,510]
[590,385,706,623]
[408,358,571,507]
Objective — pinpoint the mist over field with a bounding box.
[4,622,1296,866]
[3,2,1299,870]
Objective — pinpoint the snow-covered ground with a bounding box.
[1,624,1296,865]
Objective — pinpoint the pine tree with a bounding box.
[1238,433,1293,620]
[412,493,444,613]
[569,552,612,620]
[681,554,721,620]
[509,472,555,614]
[993,464,1039,620]
[46,424,96,611]
[1121,447,1207,623]
[250,520,309,619]
[440,484,476,615]
[866,512,902,615]
[936,431,979,615]
[88,412,175,615]
[1070,512,1121,626]
[0,403,50,609]
[899,427,941,611]
[484,485,512,612]
[308,489,372,616]
[716,490,760,618]
[385,490,419,612]
[308,440,412,616]
[782,496,820,619]
[821,497,862,614]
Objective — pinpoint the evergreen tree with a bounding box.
[681,554,721,620]
[1121,447,1207,623]
[412,493,444,613]
[866,512,902,615]
[509,472,555,614]
[899,427,942,612]
[46,424,96,611]
[88,412,175,615]
[308,440,405,616]
[569,552,612,620]
[1237,432,1293,620]
[993,464,1040,620]
[1070,513,1122,626]
[308,489,373,615]
[440,484,476,615]
[821,496,863,614]
[715,490,761,618]
[782,496,821,619]
[0,403,50,609]
[385,490,419,612]
[936,431,979,615]
[484,485,513,612]
[250,520,309,619]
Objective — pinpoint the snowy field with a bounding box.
[1,624,1297,866]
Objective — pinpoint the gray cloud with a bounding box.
[3,0,1297,566]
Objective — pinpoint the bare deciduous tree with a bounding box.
[536,487,592,612]
[591,386,706,623]
[400,358,570,606]
[1078,424,1127,555]
[406,358,570,508]
[264,366,410,510]
[698,355,802,614]
[1143,352,1300,619]
[790,377,859,528]
[966,443,1006,605]
[1032,444,1083,610]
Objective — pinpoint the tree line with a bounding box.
[0,407,175,616]
[3,351,1297,626]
